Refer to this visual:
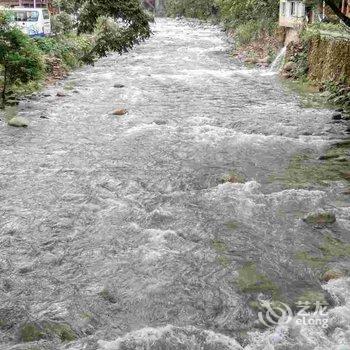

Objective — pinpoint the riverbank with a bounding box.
[3,34,94,107]
[281,25,350,113]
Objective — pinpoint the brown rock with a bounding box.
[113,108,128,116]
[245,57,258,64]
[281,72,292,79]
[56,91,66,97]
[257,56,269,64]
[283,61,296,72]
[321,270,344,283]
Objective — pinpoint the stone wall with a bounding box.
[307,35,350,84]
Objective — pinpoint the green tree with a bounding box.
[166,0,216,19]
[53,0,152,56]
[216,0,280,26]
[51,12,75,35]
[0,12,44,106]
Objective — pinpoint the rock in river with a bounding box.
[332,113,342,120]
[7,117,28,128]
[113,108,128,116]
[321,270,344,283]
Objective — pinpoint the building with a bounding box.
[280,0,350,28]
[0,0,49,7]
[280,0,350,44]
[279,1,307,28]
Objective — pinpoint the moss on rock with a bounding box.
[303,212,336,227]
[45,323,76,342]
[321,269,344,282]
[296,235,350,271]
[236,263,280,298]
[20,323,44,342]
[19,321,76,343]
[225,221,239,230]
[271,141,350,188]
[8,116,29,128]
[307,36,350,86]
[295,290,327,310]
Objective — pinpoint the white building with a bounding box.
[279,0,307,28]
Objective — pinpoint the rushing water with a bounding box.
[269,47,287,73]
[0,19,349,350]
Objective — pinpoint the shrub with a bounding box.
[51,12,75,35]
[0,11,44,106]
[166,0,216,19]
[35,34,94,69]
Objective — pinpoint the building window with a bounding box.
[281,1,286,16]
[291,1,297,16]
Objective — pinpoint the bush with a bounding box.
[166,0,216,19]
[234,21,261,45]
[0,11,44,106]
[35,34,94,69]
[51,12,75,35]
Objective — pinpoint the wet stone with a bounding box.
[332,113,342,120]
[7,117,28,128]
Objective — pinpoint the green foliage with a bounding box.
[234,20,261,45]
[52,0,78,14]
[324,80,350,110]
[166,0,216,19]
[35,34,94,68]
[0,11,44,106]
[77,0,151,57]
[216,0,279,28]
[51,12,75,35]
[45,0,151,57]
[213,0,280,48]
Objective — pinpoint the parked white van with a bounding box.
[8,7,51,37]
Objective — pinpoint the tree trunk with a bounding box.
[324,0,350,27]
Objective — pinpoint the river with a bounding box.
[0,18,349,350]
